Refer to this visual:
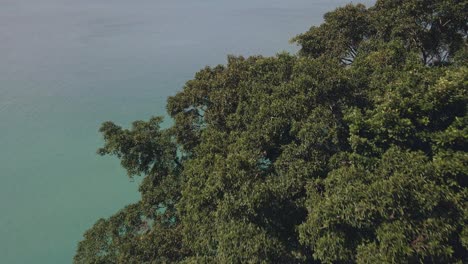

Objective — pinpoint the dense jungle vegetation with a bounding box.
[75,0,467,263]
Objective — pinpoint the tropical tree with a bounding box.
[75,0,467,263]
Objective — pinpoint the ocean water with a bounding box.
[0,0,375,263]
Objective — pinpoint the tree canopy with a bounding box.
[75,0,467,263]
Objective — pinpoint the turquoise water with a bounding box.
[0,0,374,263]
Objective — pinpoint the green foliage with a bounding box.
[97,117,178,177]
[291,4,372,64]
[293,0,468,65]
[75,1,467,263]
[74,203,188,264]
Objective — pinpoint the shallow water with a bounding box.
[0,0,375,262]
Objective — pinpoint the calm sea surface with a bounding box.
[0,0,374,262]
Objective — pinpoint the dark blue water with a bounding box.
[0,0,375,262]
